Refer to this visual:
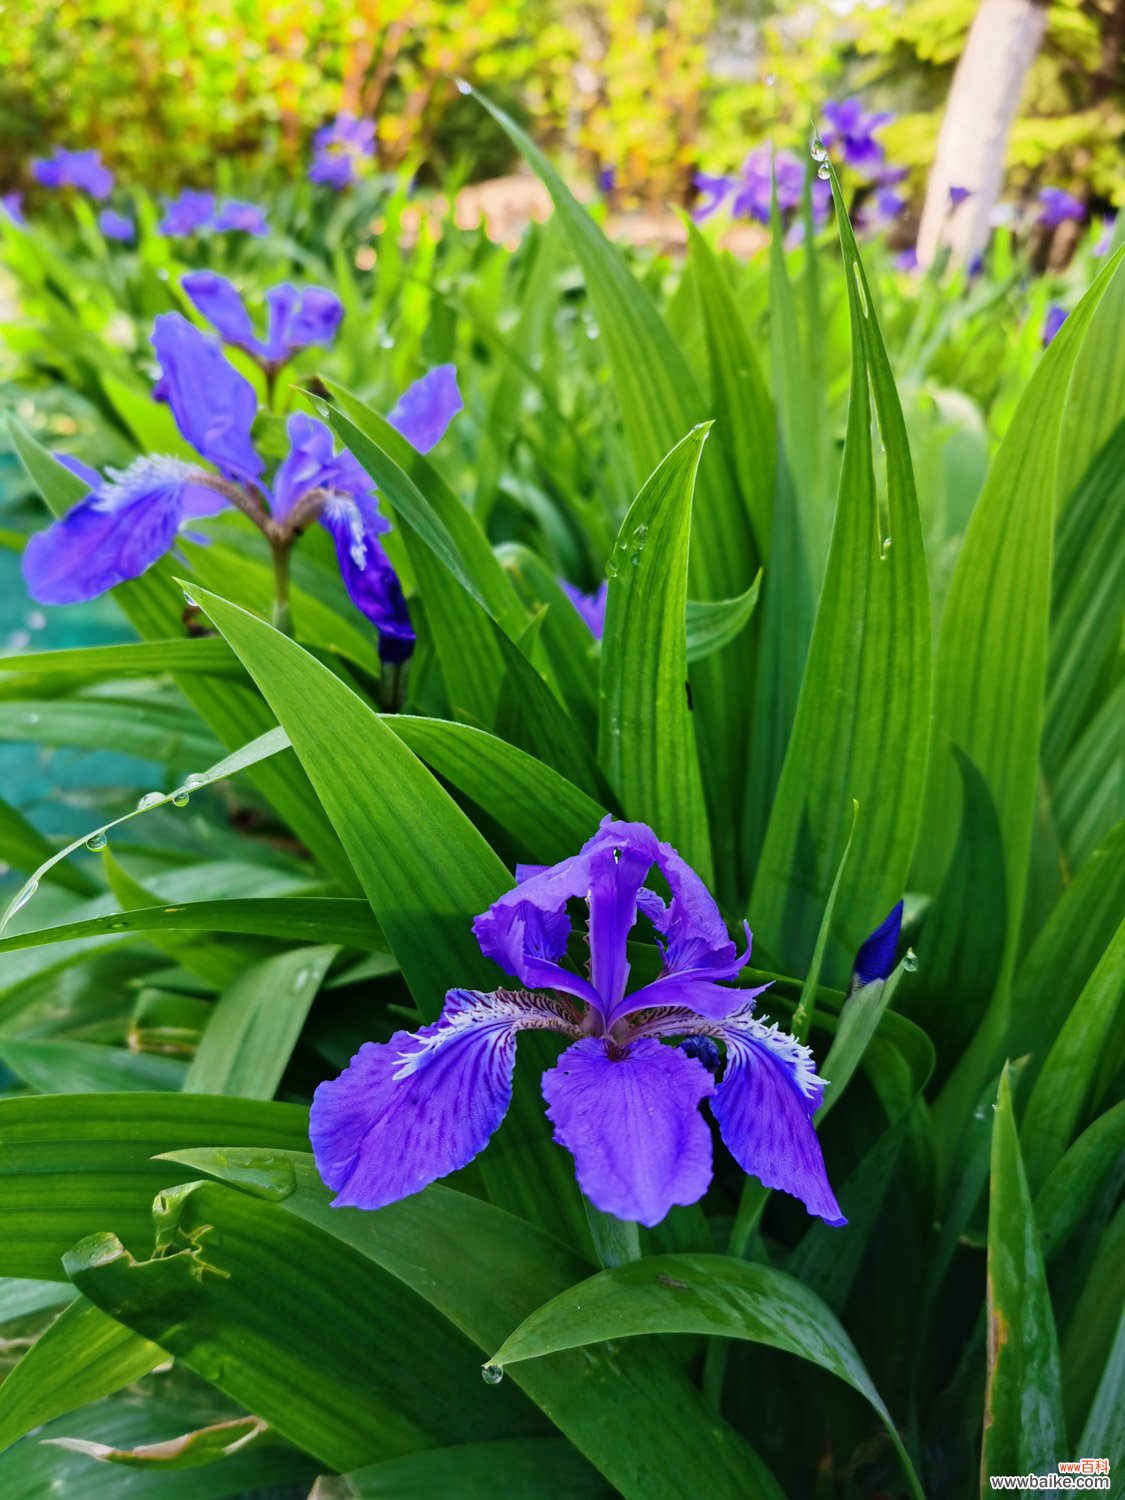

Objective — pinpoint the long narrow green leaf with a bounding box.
[750,170,931,979]
[313,1438,608,1499]
[982,1067,1066,1486]
[164,1148,783,1500]
[918,251,1125,988]
[598,426,713,880]
[186,946,337,1099]
[0,1297,163,1454]
[486,1251,922,1499]
[0,1093,309,1279]
[1019,914,1125,1192]
[66,1180,538,1473]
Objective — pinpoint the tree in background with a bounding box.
[916,0,1050,268]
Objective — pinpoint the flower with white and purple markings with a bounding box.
[311,818,845,1229]
[22,313,460,664]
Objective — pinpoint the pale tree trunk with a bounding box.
[917,0,1048,269]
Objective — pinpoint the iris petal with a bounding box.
[310,987,579,1210]
[151,313,263,483]
[710,1003,845,1226]
[542,1037,715,1227]
[22,460,194,605]
[387,365,463,454]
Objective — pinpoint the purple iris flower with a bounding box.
[212,199,270,237]
[695,148,829,229]
[1094,217,1116,256]
[159,191,216,237]
[1037,187,1084,229]
[948,185,972,208]
[23,314,461,662]
[32,148,114,199]
[820,98,893,177]
[310,818,845,1228]
[597,166,616,195]
[309,152,356,190]
[313,113,376,156]
[1042,305,1068,346]
[851,902,902,991]
[1,192,23,225]
[893,247,919,273]
[98,209,135,243]
[182,272,343,370]
[561,579,608,639]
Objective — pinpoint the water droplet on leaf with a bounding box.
[171,790,191,808]
[817,162,830,180]
[182,773,207,790]
[903,948,918,972]
[85,832,108,852]
[136,791,164,811]
[880,536,893,560]
[481,1363,504,1385]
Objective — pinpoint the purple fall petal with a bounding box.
[98,209,135,243]
[310,987,578,1210]
[21,456,200,604]
[320,493,415,661]
[542,1037,715,1227]
[710,1003,845,1225]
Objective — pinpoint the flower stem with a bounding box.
[271,542,293,636]
[378,659,406,713]
[583,1198,641,1269]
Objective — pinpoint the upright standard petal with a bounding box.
[264,284,344,361]
[151,314,263,483]
[387,366,463,454]
[542,1037,715,1227]
[182,271,261,353]
[710,1002,845,1226]
[310,987,579,1210]
[22,456,200,605]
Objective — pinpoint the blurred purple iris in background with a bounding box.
[212,199,270,236]
[310,817,844,1228]
[22,313,461,662]
[948,185,972,207]
[98,209,135,243]
[1,192,24,225]
[158,191,216,237]
[310,111,375,191]
[1037,187,1084,228]
[33,148,114,199]
[182,271,343,376]
[157,192,268,238]
[561,579,608,638]
[1042,304,1068,345]
[820,98,892,176]
[694,147,830,226]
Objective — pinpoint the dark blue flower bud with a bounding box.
[851,901,903,990]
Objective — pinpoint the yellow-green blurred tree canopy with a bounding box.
[0,0,1120,205]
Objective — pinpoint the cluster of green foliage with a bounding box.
[0,92,1121,1498]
